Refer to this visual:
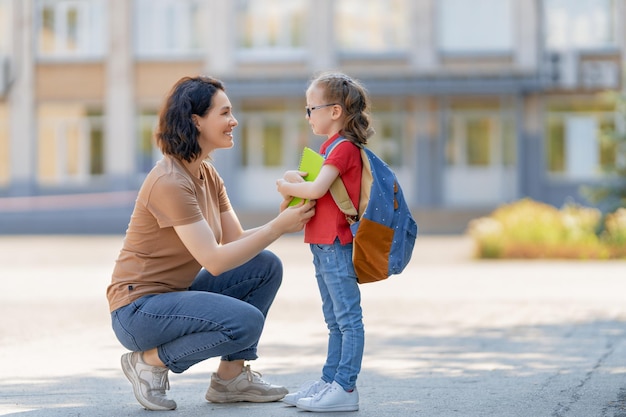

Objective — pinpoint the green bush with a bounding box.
[603,208,626,257]
[467,198,624,259]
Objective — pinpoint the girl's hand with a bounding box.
[283,170,307,183]
[276,178,292,200]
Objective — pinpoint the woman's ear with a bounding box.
[191,115,200,130]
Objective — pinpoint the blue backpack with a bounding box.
[326,138,418,284]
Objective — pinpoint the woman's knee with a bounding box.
[234,307,265,346]
[111,311,141,351]
[259,250,283,280]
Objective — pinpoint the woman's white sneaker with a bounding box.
[120,352,177,411]
[283,380,328,406]
[296,381,359,412]
[205,365,287,403]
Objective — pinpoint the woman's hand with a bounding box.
[274,200,315,234]
[279,195,292,212]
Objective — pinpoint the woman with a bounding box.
[106,75,315,411]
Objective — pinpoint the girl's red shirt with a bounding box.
[304,133,362,245]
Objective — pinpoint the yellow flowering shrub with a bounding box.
[467,198,623,259]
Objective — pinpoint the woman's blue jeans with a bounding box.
[310,240,364,391]
[111,250,282,374]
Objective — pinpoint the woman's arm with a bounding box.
[220,209,270,242]
[174,201,315,276]
[220,195,296,243]
[219,209,246,243]
[276,164,340,201]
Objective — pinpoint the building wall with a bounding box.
[0,0,624,233]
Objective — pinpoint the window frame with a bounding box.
[235,0,308,63]
[334,0,411,56]
[37,103,106,184]
[35,0,106,61]
[543,0,618,51]
[437,0,514,56]
[133,0,206,59]
[544,96,619,180]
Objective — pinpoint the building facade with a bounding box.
[0,0,624,232]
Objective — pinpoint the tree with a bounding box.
[580,90,626,213]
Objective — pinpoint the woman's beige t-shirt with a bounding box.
[106,156,231,312]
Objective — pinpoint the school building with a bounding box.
[0,0,624,233]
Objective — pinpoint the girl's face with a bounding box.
[305,85,342,138]
[194,89,238,154]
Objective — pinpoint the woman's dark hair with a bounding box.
[156,75,225,162]
[310,71,374,145]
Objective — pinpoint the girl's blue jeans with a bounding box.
[310,239,364,391]
[110,250,282,374]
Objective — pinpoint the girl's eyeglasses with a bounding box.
[305,103,339,117]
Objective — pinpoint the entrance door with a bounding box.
[443,111,517,207]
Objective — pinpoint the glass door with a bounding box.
[444,109,517,206]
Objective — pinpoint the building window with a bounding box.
[448,116,493,167]
[438,0,513,54]
[544,0,616,50]
[137,110,160,173]
[36,0,106,59]
[236,0,307,59]
[443,99,518,206]
[368,111,408,167]
[37,104,104,184]
[446,101,516,168]
[545,97,617,179]
[134,0,205,58]
[240,113,305,168]
[335,0,409,53]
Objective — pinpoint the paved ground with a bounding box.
[0,234,625,417]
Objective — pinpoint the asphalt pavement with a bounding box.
[0,234,625,417]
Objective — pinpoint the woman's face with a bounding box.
[194,89,238,154]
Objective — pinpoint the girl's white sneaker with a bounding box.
[282,380,328,406]
[296,381,359,412]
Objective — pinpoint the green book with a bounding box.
[287,147,324,206]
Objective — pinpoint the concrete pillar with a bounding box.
[515,0,539,72]
[8,0,36,195]
[520,94,543,199]
[307,0,336,71]
[410,0,437,72]
[105,0,135,187]
[205,0,235,76]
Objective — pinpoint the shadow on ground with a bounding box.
[2,318,626,417]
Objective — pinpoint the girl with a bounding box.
[276,71,374,412]
[107,76,315,411]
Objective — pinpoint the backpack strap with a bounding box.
[324,137,359,222]
[329,179,358,222]
[324,137,349,158]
